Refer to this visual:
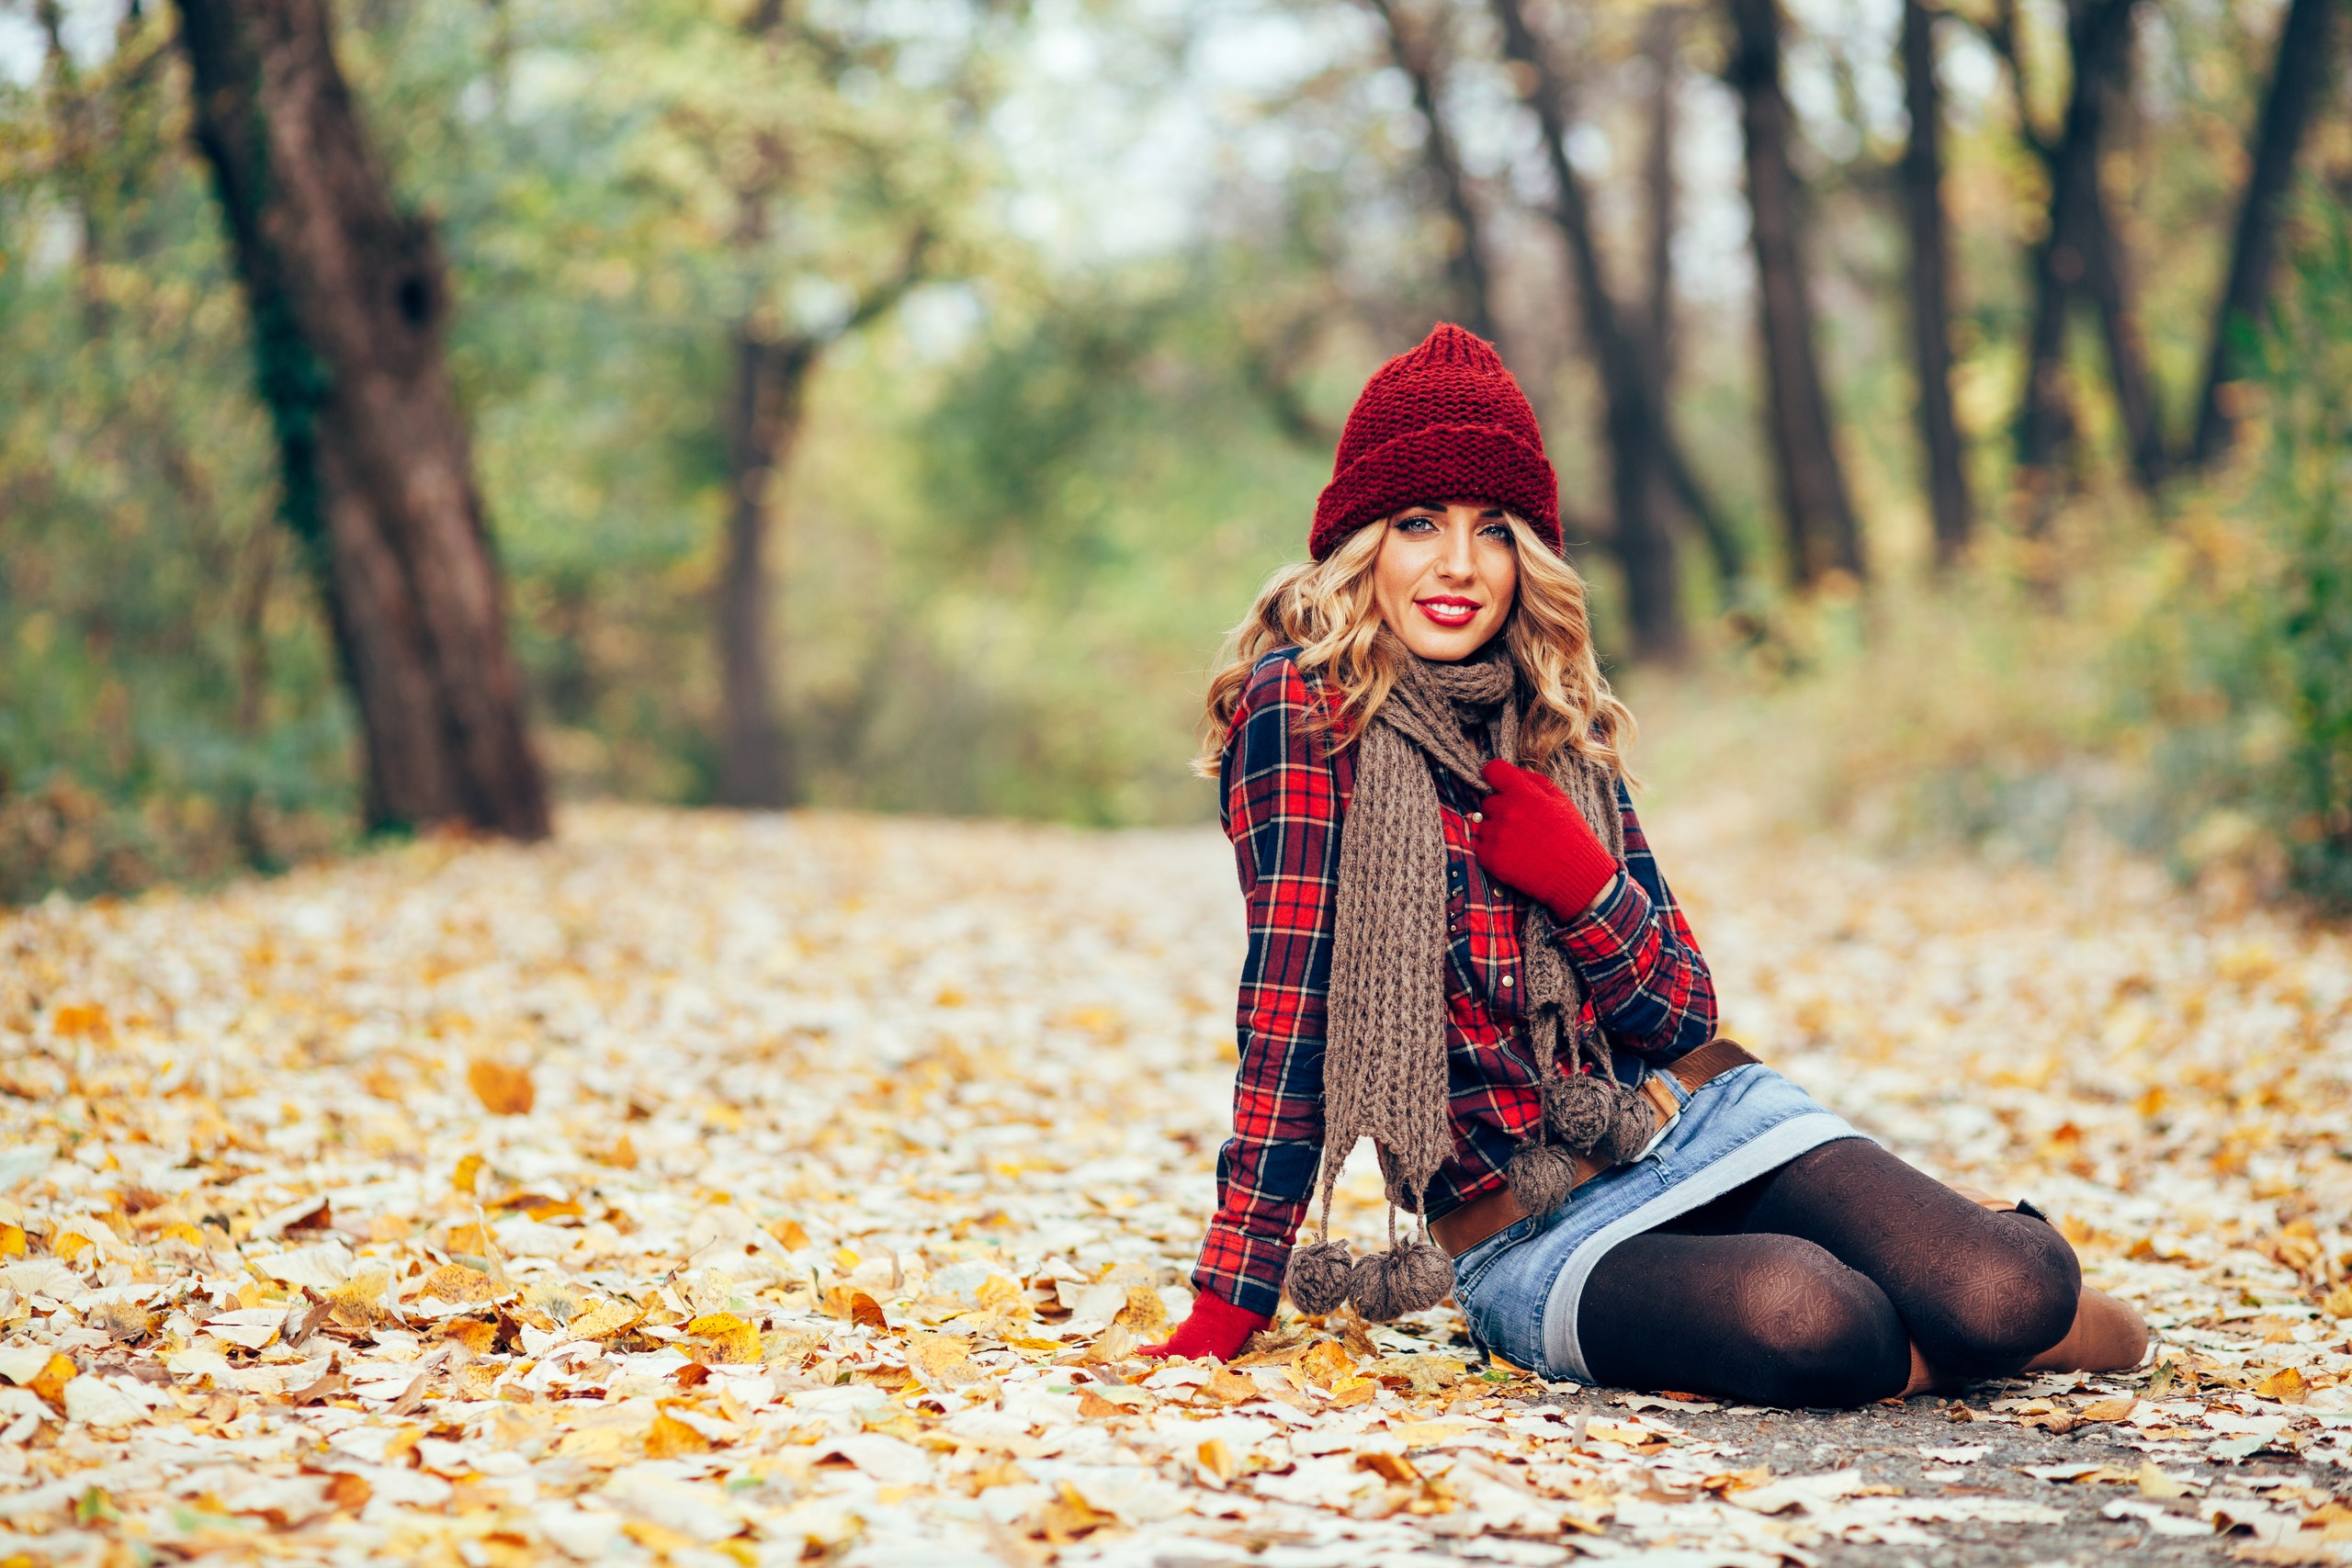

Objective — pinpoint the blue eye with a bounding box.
[1396,514,1440,532]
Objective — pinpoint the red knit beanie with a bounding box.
[1311,323,1561,560]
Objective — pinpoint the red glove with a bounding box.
[1473,759,1621,919]
[1139,1289,1271,1362]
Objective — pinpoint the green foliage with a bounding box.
[2126,199,2352,907]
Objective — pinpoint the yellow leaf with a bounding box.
[1198,1368,1261,1406]
[1356,1450,1421,1484]
[1082,1322,1136,1365]
[27,1353,76,1410]
[445,1222,496,1257]
[907,1334,977,1387]
[2138,1461,2188,1499]
[1327,1376,1379,1407]
[492,1191,582,1222]
[437,1318,498,1355]
[645,1409,712,1459]
[1112,1285,1170,1340]
[157,1223,206,1248]
[567,1297,644,1341]
[2256,1366,2310,1404]
[1037,1482,1114,1545]
[600,1134,638,1170]
[0,1224,22,1258]
[2078,1394,2138,1422]
[467,1056,535,1116]
[2323,1285,2352,1320]
[975,1275,1033,1320]
[1300,1339,1358,1386]
[52,1232,94,1263]
[452,1154,484,1195]
[822,1288,888,1330]
[1195,1438,1236,1483]
[51,1004,109,1040]
[765,1217,809,1250]
[684,1312,762,1364]
[418,1264,496,1304]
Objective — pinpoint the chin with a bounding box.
[1398,623,1502,661]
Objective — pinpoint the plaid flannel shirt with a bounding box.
[1195,649,1717,1316]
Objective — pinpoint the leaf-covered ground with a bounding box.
[3,800,2351,1565]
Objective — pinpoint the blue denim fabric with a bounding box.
[1451,1062,1860,1382]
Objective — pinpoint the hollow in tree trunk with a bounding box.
[175,0,548,839]
[1723,0,1863,587]
[2188,0,2346,468]
[1899,0,1973,566]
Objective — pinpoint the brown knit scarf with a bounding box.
[1285,640,1647,1322]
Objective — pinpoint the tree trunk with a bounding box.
[1490,0,1687,660]
[2188,0,2346,468]
[1367,0,1498,344]
[175,0,549,839]
[2012,0,2138,508]
[718,330,817,809]
[1898,0,1973,566]
[1723,0,1864,586]
[1642,6,1681,384]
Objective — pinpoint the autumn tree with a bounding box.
[1898,0,1973,565]
[1721,0,1863,586]
[2188,0,2347,468]
[175,0,548,838]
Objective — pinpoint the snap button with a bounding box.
[1470,811,1485,823]
[1500,975,1514,987]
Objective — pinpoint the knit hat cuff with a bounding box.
[1310,424,1562,560]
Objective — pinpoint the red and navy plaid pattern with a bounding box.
[1195,649,1718,1315]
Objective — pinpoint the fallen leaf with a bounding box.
[466,1057,535,1116]
[684,1312,762,1364]
[417,1264,497,1304]
[1111,1285,1170,1340]
[2256,1367,2309,1404]
[645,1409,713,1459]
[2078,1393,2138,1421]
[452,1154,484,1195]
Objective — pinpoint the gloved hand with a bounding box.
[1138,1288,1272,1362]
[1472,759,1621,919]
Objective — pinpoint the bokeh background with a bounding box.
[2,0,2347,908]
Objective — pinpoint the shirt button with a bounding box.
[1470,811,1485,823]
[1500,976,1514,987]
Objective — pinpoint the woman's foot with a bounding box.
[2022,1286,2149,1374]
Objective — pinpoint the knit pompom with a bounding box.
[1598,1087,1659,1165]
[1544,1072,1617,1155]
[1348,1243,1454,1322]
[1505,1139,1577,1215]
[1284,1240,1357,1317]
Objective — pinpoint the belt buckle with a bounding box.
[1632,1073,1680,1162]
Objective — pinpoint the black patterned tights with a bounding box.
[1577,1138,2081,1407]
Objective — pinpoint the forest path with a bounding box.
[1,801,2348,1565]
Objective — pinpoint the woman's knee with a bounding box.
[1915,1213,2082,1373]
[1736,1243,1908,1406]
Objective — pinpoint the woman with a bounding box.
[1141,325,2145,1405]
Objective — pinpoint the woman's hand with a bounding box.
[1472,760,1621,919]
[1138,1289,1272,1362]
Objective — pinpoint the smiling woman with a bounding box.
[1145,322,2149,1404]
[1370,503,1517,660]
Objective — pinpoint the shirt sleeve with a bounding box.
[1193,654,1340,1316]
[1554,780,1718,1061]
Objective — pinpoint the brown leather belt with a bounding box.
[1429,1038,1760,1258]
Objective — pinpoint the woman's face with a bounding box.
[1371,501,1519,661]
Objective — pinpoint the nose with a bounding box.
[1436,515,1477,581]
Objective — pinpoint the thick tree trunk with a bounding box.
[1367,0,1498,344]
[2188,0,2346,468]
[1899,0,1973,566]
[2013,0,2138,507]
[175,0,548,839]
[1723,0,1864,586]
[718,330,817,809]
[1642,6,1681,384]
[1490,0,1687,660]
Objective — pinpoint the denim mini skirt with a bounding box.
[1450,1060,1861,1383]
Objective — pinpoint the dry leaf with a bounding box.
[2078,1394,2138,1421]
[417,1264,496,1304]
[1195,1438,1236,1484]
[451,1154,484,1195]
[684,1313,762,1364]
[908,1334,978,1387]
[765,1216,809,1250]
[1036,1482,1114,1545]
[645,1409,713,1459]
[1111,1285,1170,1340]
[976,1275,1033,1320]
[1198,1368,1261,1406]
[2256,1367,2310,1404]
[26,1352,76,1410]
[466,1057,535,1116]
[2138,1461,2188,1499]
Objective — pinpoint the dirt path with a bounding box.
[0,803,2346,1564]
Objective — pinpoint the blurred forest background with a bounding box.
[1,0,2347,907]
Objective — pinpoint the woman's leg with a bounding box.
[1712,1138,2084,1382]
[1578,1230,1911,1406]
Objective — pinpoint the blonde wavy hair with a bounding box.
[1196,514,1635,780]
